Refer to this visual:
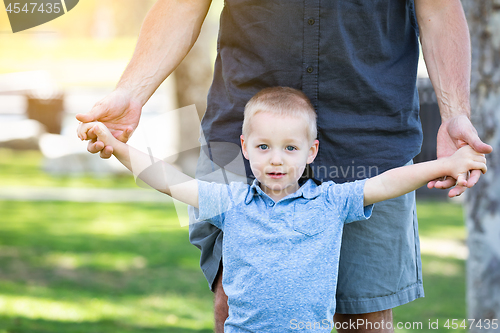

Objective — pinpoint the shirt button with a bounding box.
[269,202,275,207]
[308,18,315,25]
[306,66,314,73]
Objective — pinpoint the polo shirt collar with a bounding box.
[244,178,322,204]
[244,179,263,204]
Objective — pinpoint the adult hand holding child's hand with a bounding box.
[75,89,142,159]
[429,115,492,196]
[445,145,487,196]
[77,122,117,149]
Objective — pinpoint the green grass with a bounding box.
[392,201,468,333]
[416,201,467,240]
[0,197,468,333]
[392,254,467,332]
[0,200,214,332]
[0,148,137,188]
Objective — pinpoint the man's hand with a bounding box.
[75,89,142,159]
[428,115,492,196]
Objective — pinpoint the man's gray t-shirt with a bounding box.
[194,178,373,332]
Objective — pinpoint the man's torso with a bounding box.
[202,0,422,182]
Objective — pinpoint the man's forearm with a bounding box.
[116,0,212,106]
[416,0,471,121]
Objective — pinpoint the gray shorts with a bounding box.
[188,146,424,314]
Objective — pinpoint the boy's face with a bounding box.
[240,112,319,201]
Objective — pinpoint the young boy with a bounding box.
[77,87,486,332]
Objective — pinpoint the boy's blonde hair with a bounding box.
[242,87,317,142]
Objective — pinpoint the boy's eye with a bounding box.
[285,146,297,151]
[258,144,269,150]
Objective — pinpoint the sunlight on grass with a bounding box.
[424,259,462,277]
[79,205,187,236]
[0,149,137,189]
[42,252,147,271]
[0,292,212,330]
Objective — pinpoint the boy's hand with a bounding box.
[77,122,118,150]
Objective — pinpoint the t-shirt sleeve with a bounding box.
[325,178,374,224]
[191,180,239,230]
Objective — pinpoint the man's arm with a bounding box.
[78,122,199,208]
[76,0,212,158]
[116,0,212,106]
[364,146,487,206]
[415,0,493,196]
[416,0,471,121]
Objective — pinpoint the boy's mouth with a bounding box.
[267,172,286,179]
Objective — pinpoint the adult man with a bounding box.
[77,0,492,332]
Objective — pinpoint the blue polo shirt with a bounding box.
[194,178,373,332]
[202,0,422,182]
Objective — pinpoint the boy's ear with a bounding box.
[307,140,319,164]
[240,135,250,160]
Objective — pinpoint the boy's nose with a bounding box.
[270,152,283,165]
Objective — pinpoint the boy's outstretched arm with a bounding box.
[364,145,487,206]
[77,122,199,208]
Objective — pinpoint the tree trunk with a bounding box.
[463,2,500,331]
[171,13,217,176]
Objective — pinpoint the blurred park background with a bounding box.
[0,1,496,332]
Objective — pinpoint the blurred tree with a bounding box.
[111,0,156,37]
[170,5,219,176]
[463,2,500,331]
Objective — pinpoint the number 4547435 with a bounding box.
[444,319,499,330]
[6,2,61,14]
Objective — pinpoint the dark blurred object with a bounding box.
[26,93,64,134]
[415,78,448,199]
[415,78,441,164]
